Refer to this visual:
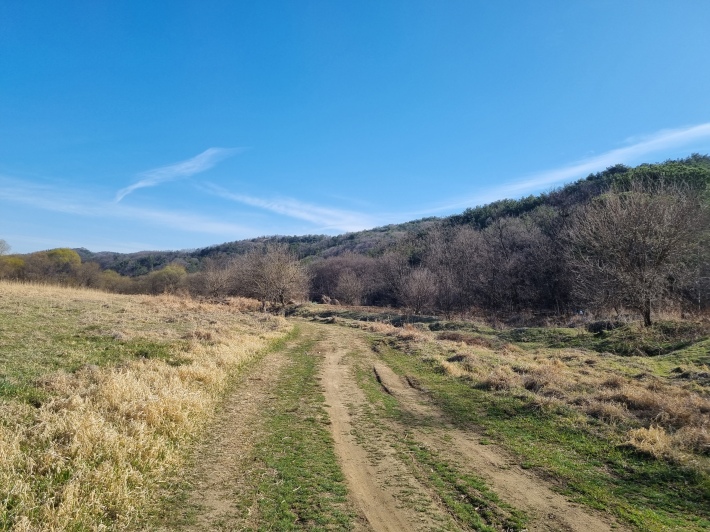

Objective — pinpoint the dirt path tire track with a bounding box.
[372,361,624,532]
[319,328,446,531]
[164,340,294,531]
[319,323,625,532]
[156,321,625,531]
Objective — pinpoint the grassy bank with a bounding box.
[0,281,290,530]
[374,335,710,531]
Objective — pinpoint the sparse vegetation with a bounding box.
[300,306,710,530]
[0,281,290,530]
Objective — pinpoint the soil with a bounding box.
[319,324,623,532]
[160,321,626,531]
[158,344,293,531]
[319,326,455,531]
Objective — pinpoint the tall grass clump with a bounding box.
[0,281,290,530]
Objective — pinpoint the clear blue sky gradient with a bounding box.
[2,1,710,253]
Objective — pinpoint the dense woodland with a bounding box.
[2,154,709,326]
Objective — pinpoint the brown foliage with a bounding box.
[233,243,309,310]
[567,180,709,325]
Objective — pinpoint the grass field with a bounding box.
[2,286,708,531]
[297,304,710,531]
[0,281,290,531]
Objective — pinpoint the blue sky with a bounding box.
[2,1,710,254]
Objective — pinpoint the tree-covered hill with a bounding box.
[5,154,709,324]
[75,218,440,276]
[72,154,709,277]
[445,153,710,229]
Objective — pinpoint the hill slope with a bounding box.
[73,154,710,277]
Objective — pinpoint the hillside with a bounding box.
[73,154,710,277]
[75,218,440,276]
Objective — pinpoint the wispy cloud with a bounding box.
[0,175,252,236]
[115,147,242,202]
[503,123,710,195]
[440,123,710,212]
[204,184,374,232]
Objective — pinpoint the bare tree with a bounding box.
[423,225,488,316]
[235,244,308,311]
[399,267,437,315]
[567,180,708,326]
[0,239,9,256]
[309,252,376,304]
[376,252,411,306]
[201,257,236,297]
[334,269,365,305]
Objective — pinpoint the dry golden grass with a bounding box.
[625,425,675,460]
[478,365,521,391]
[0,281,290,530]
[359,320,429,341]
[582,399,629,424]
[343,312,710,466]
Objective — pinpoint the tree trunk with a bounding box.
[642,298,652,327]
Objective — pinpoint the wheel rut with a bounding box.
[155,321,625,531]
[318,323,625,532]
[319,328,449,531]
[155,338,294,531]
[371,361,622,532]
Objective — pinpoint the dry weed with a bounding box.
[0,281,290,530]
[522,360,569,393]
[397,324,428,341]
[600,384,710,430]
[600,375,626,389]
[225,296,263,312]
[362,321,398,335]
[673,425,710,455]
[625,425,674,460]
[583,399,629,423]
[477,366,521,391]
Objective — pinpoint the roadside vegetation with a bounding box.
[298,305,710,530]
[2,155,709,329]
[0,280,290,530]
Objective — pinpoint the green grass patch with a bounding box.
[238,328,355,530]
[499,320,710,357]
[372,338,710,531]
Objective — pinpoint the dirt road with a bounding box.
[158,322,623,531]
[153,337,294,531]
[319,326,457,531]
[318,324,621,532]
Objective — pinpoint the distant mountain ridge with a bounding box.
[74,154,710,277]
